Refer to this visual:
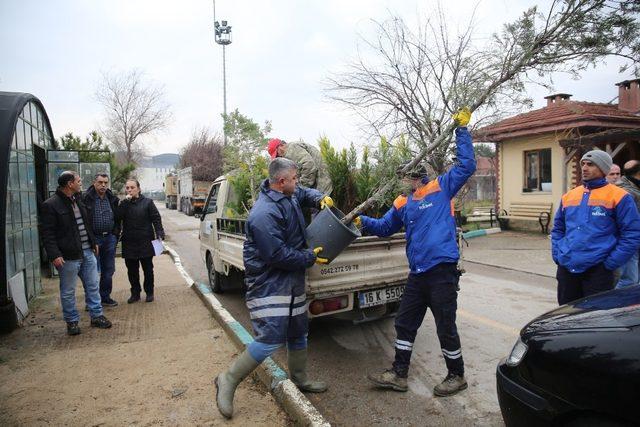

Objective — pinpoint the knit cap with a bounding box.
[581,150,613,175]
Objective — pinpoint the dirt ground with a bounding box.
[0,254,288,426]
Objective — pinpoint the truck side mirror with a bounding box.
[201,205,216,221]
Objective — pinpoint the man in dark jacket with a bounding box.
[215,158,332,419]
[357,108,476,397]
[82,173,120,306]
[40,171,112,335]
[552,151,640,304]
[616,160,640,288]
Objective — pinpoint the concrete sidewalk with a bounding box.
[463,230,556,277]
[0,255,287,426]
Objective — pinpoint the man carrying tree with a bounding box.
[267,138,333,195]
[355,108,475,397]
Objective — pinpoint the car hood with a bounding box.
[522,286,640,336]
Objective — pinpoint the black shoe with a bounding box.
[66,321,81,336]
[145,294,154,303]
[102,298,118,307]
[127,294,141,304]
[90,315,112,329]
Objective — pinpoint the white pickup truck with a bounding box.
[198,175,411,321]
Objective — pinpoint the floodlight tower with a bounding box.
[213,0,232,146]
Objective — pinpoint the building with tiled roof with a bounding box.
[474,79,640,231]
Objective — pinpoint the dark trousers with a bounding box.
[556,263,614,305]
[392,263,464,378]
[95,234,117,300]
[125,257,154,296]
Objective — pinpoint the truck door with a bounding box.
[199,182,221,257]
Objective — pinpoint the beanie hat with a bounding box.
[267,138,285,159]
[581,150,613,175]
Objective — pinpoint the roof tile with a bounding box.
[475,101,640,141]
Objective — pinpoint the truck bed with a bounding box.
[214,218,409,297]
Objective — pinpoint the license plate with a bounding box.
[358,285,405,308]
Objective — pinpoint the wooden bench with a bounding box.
[498,202,553,234]
[465,206,496,227]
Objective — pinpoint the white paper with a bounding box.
[152,239,165,256]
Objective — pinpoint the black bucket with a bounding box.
[306,207,361,263]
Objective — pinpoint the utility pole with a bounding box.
[213,0,232,146]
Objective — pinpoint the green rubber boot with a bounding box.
[215,350,260,418]
[287,348,328,393]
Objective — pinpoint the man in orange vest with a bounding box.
[551,150,640,305]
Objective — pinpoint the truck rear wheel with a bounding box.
[206,253,223,293]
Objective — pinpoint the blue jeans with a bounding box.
[58,249,103,322]
[95,234,117,300]
[616,250,639,289]
[247,336,307,363]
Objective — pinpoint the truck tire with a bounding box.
[206,253,223,293]
[186,202,193,216]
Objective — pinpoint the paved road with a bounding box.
[159,202,558,426]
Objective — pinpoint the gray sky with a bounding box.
[0,0,633,156]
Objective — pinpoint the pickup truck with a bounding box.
[198,174,411,321]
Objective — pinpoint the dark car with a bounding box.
[497,285,640,427]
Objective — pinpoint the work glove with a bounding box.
[313,247,328,264]
[452,107,471,127]
[319,196,334,210]
[353,216,362,228]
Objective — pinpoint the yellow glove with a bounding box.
[353,216,362,228]
[313,247,328,264]
[320,196,334,210]
[453,107,471,127]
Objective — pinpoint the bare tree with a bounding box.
[95,69,171,164]
[327,9,532,173]
[328,0,640,223]
[179,127,224,181]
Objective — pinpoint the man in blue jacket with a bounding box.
[358,108,476,397]
[552,150,640,305]
[215,157,332,419]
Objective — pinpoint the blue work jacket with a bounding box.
[360,127,476,274]
[243,179,323,344]
[551,177,640,273]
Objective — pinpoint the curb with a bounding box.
[462,227,502,240]
[163,244,330,427]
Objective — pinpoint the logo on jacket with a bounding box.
[418,202,433,210]
[591,206,607,217]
